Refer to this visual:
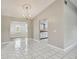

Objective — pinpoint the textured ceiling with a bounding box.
[1,0,56,18]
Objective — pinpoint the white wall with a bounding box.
[64,5,77,48]
[33,0,77,49]
[33,0,64,48]
[1,16,33,42]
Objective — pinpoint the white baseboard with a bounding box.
[1,41,9,45]
[48,44,64,52]
[33,39,77,52]
[34,39,40,43]
[64,43,77,52]
[48,43,77,52]
[33,39,64,52]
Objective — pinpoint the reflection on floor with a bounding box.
[1,38,77,59]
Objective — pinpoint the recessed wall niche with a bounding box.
[39,19,48,40]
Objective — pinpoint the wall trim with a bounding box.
[48,44,64,52]
[48,42,77,52]
[64,42,77,52]
[34,39,40,43]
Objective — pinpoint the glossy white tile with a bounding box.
[1,38,77,59]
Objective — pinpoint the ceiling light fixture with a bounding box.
[22,3,32,20]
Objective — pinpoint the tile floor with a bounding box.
[1,38,77,59]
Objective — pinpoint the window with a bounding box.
[10,21,28,34]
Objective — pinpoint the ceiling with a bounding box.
[70,0,77,7]
[1,0,56,18]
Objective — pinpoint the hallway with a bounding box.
[2,38,77,59]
